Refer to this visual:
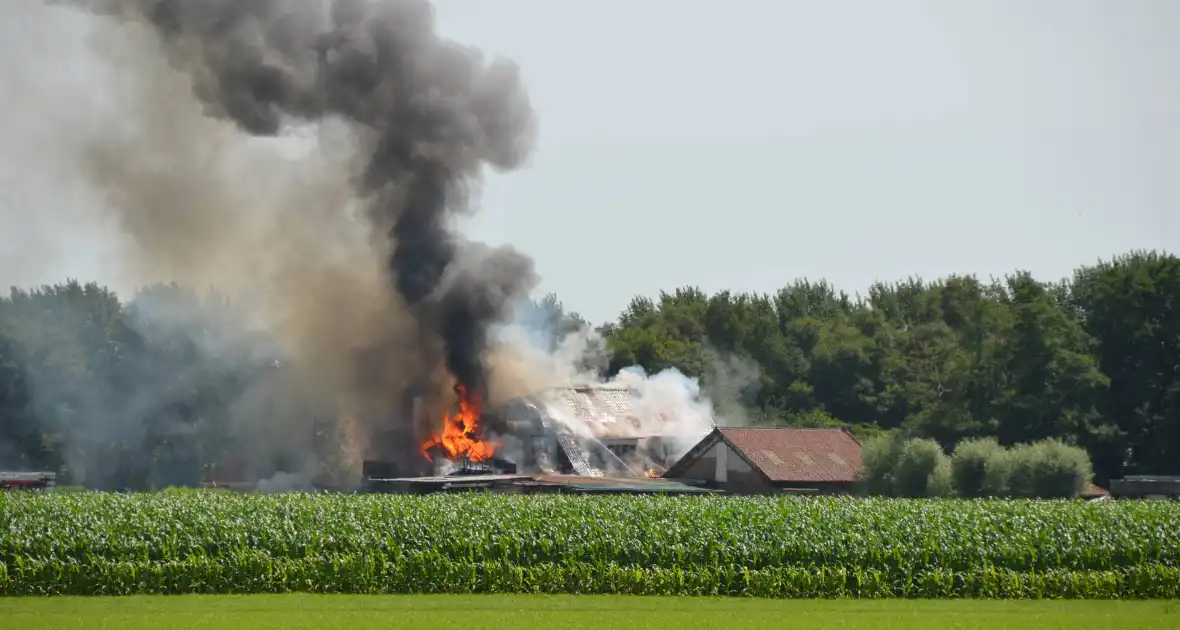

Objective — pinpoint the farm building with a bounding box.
[662,427,863,495]
[361,382,709,493]
[479,383,686,477]
[1109,475,1180,499]
[0,471,56,491]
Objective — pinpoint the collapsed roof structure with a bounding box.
[364,382,707,493]
[490,383,681,477]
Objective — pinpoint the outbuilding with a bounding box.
[662,427,863,495]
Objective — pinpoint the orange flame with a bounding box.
[420,384,498,463]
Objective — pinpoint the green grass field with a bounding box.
[1,595,1176,629]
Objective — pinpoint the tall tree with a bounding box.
[1070,251,1180,479]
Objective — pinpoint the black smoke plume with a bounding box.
[63,0,539,437]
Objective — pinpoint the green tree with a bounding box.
[991,273,1107,448]
[0,325,37,468]
[1070,251,1180,480]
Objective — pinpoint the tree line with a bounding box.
[0,249,1176,488]
[0,282,343,490]
[594,250,1178,486]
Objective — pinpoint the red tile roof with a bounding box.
[718,427,863,483]
[1082,482,1109,498]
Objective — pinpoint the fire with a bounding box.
[421,384,498,462]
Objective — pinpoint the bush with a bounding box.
[1028,439,1093,498]
[858,433,905,496]
[856,434,1094,499]
[982,447,1015,497]
[1004,444,1040,498]
[927,454,954,498]
[892,438,952,498]
[951,438,1005,498]
[986,440,1094,499]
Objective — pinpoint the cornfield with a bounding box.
[2,492,1178,598]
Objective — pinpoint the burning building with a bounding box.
[488,383,680,477]
[364,381,701,491]
[28,1,717,495]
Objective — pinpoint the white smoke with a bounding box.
[255,471,315,494]
[612,366,716,454]
[485,317,719,470]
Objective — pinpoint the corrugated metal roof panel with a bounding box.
[531,473,717,494]
[373,474,529,483]
[368,472,716,494]
[556,433,602,477]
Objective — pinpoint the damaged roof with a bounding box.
[538,384,666,433]
[664,427,863,484]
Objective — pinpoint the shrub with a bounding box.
[858,433,904,496]
[982,447,1015,497]
[1004,443,1040,498]
[927,453,954,498]
[951,438,1006,497]
[892,438,952,498]
[1028,439,1093,498]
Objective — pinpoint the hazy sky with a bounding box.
[430,0,1179,323]
[2,1,1177,326]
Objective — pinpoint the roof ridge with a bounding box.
[716,426,863,483]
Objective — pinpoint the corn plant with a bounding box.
[1,492,1177,598]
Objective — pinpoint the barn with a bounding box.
[662,427,863,495]
[488,383,681,476]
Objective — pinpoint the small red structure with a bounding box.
[1082,482,1109,500]
[0,471,56,491]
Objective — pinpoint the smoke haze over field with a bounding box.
[0,0,725,485]
[3,0,544,467]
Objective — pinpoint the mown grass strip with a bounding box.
[2,595,1178,630]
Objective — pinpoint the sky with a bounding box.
[2,0,1178,326]
[429,0,1180,323]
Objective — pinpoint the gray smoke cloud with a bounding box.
[2,0,541,480]
[84,0,540,391]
